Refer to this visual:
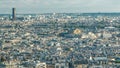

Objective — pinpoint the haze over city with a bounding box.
[0,0,120,13]
[1,0,120,68]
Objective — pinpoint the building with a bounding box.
[74,60,88,68]
[12,8,16,21]
[46,64,55,68]
[55,63,69,68]
[36,62,47,68]
[102,32,112,39]
[93,57,108,64]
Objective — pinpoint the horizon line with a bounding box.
[1,12,120,15]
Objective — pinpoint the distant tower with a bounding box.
[12,8,16,20]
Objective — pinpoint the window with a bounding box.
[61,66,64,68]
[56,65,59,68]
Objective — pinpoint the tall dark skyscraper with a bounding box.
[12,8,16,20]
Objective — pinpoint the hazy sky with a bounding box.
[0,0,120,14]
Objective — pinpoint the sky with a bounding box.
[0,0,120,14]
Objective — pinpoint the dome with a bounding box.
[73,28,82,34]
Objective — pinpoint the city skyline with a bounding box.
[0,0,120,14]
[0,1,120,67]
